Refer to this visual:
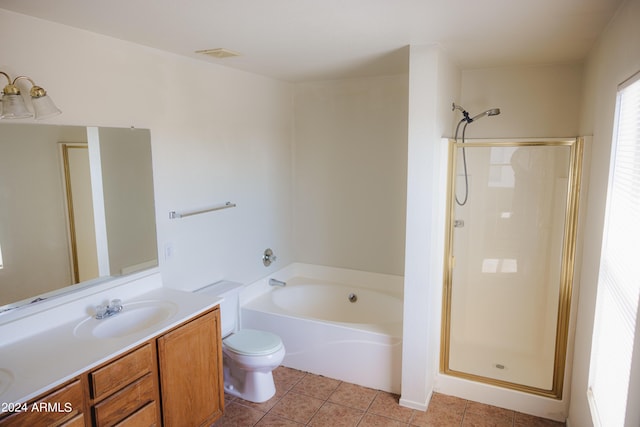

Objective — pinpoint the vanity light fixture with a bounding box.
[0,71,61,120]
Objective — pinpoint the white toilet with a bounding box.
[195,281,285,403]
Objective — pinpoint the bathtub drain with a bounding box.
[348,293,358,303]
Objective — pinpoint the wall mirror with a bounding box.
[0,123,158,313]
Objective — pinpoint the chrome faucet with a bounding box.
[95,299,123,319]
[269,278,286,287]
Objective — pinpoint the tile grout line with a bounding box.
[273,373,389,426]
[459,400,466,427]
[307,378,338,426]
[276,372,343,426]
[361,389,381,424]
[276,371,308,425]
[271,370,309,425]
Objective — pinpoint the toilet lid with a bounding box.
[223,329,283,356]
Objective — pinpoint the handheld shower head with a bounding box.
[452,104,502,207]
[452,103,500,123]
[469,108,500,122]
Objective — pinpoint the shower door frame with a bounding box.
[440,137,583,399]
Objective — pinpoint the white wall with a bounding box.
[292,74,408,276]
[400,44,460,410]
[0,9,294,292]
[0,8,410,320]
[569,0,640,426]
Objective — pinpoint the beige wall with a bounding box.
[98,127,157,275]
[569,0,640,426]
[0,124,86,304]
[65,144,98,281]
[292,74,408,275]
[460,63,583,139]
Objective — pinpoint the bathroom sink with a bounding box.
[74,300,177,339]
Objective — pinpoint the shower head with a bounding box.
[454,105,502,142]
[452,103,500,123]
[469,108,501,122]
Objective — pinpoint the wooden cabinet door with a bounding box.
[157,309,223,427]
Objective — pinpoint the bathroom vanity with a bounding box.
[0,287,224,427]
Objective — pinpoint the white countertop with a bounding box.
[0,288,222,406]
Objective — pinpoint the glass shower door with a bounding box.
[441,139,582,398]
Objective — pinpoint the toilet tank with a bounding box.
[194,280,243,338]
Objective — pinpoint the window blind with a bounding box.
[588,71,640,427]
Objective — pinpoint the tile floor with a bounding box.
[212,366,566,426]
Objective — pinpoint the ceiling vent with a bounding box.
[196,48,241,59]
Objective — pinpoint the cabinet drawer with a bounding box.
[60,413,86,427]
[113,401,158,427]
[93,374,156,427]
[90,344,153,400]
[0,379,84,427]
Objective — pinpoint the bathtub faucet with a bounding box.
[269,278,286,287]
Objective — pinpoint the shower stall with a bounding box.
[440,137,583,398]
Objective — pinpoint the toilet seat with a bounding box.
[223,329,283,356]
